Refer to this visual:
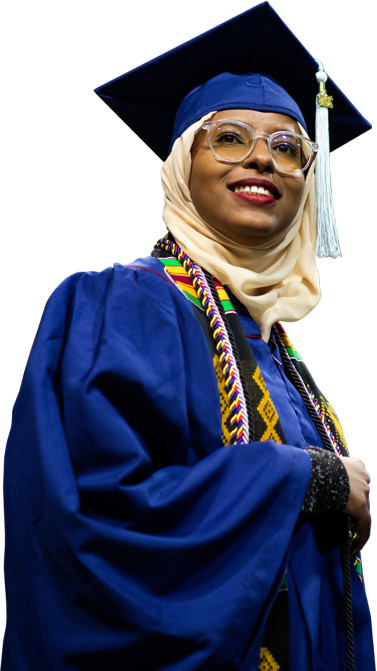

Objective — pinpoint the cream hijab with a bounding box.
[161,113,320,341]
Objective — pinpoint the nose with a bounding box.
[245,137,275,172]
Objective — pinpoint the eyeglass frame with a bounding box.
[201,119,319,174]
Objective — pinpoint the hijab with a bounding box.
[161,112,320,341]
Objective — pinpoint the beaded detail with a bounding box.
[302,447,350,515]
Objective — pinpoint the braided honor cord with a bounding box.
[202,269,254,441]
[155,237,250,445]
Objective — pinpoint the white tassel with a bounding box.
[315,62,341,259]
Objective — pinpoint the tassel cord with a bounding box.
[315,64,341,259]
[315,104,341,258]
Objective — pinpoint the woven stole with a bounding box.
[152,245,358,670]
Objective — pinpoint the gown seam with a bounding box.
[126,264,173,286]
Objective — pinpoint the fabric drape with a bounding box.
[2,260,374,670]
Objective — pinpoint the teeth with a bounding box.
[234,185,274,197]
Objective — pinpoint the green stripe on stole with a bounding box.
[158,256,236,313]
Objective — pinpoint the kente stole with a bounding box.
[152,237,359,671]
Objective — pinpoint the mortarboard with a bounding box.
[95,2,371,258]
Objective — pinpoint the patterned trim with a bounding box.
[240,358,284,445]
[259,647,280,671]
[158,257,203,309]
[276,322,304,361]
[212,278,236,314]
[158,256,237,315]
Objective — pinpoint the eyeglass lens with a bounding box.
[209,122,311,171]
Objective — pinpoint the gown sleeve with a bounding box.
[2,261,312,671]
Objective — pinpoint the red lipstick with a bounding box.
[232,192,276,205]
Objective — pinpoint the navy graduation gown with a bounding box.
[1,257,374,670]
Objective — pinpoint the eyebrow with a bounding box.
[246,123,297,133]
[215,118,298,133]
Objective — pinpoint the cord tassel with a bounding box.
[315,61,341,259]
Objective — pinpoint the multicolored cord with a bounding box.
[155,236,249,445]
[308,389,342,456]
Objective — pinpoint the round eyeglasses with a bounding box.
[201,119,319,173]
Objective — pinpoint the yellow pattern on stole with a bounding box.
[252,368,282,443]
[259,646,280,671]
[319,395,349,455]
[213,333,283,447]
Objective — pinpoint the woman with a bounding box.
[1,4,374,671]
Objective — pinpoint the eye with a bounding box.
[272,142,299,156]
[215,132,244,145]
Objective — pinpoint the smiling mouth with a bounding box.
[234,184,276,197]
[231,191,276,206]
[228,184,281,200]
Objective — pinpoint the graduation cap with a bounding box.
[95,1,371,258]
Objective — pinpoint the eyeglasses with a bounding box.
[201,119,319,173]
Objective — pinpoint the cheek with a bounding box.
[284,179,306,216]
[190,160,222,213]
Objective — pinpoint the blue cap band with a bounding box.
[170,72,307,152]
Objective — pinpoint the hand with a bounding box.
[339,456,371,552]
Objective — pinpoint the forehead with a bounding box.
[211,109,300,134]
